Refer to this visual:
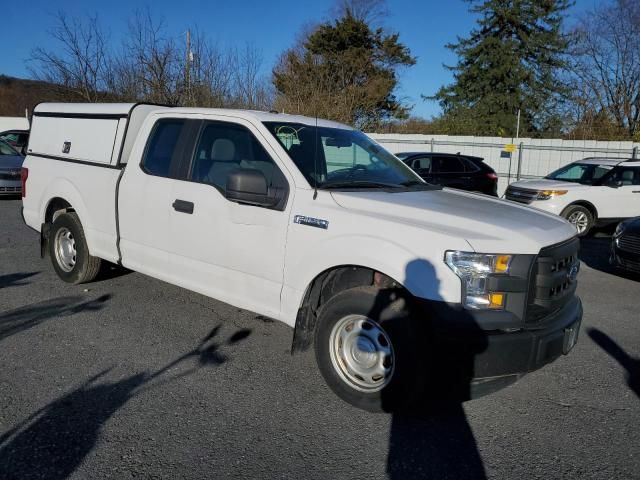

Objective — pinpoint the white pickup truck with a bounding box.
[21,103,583,412]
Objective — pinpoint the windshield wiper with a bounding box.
[319,181,405,190]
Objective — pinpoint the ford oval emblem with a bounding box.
[567,264,579,282]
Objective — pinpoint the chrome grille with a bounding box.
[505,186,538,204]
[0,186,21,193]
[618,234,640,255]
[527,237,580,323]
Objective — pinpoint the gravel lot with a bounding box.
[0,198,638,479]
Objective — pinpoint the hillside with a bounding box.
[0,75,63,117]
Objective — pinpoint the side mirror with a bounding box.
[226,168,280,208]
[606,179,623,188]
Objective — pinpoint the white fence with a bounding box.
[368,133,640,195]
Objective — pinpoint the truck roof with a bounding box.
[34,103,353,130]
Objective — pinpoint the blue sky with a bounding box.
[2,0,596,118]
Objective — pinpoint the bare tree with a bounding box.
[118,10,183,105]
[29,10,272,110]
[567,0,640,139]
[331,0,389,25]
[227,44,273,109]
[29,12,111,101]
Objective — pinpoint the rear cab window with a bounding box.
[141,119,186,178]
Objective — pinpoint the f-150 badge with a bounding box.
[294,215,329,230]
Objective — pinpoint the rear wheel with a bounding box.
[562,205,594,236]
[49,212,102,284]
[314,286,420,412]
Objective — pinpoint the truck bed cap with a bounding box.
[34,103,142,117]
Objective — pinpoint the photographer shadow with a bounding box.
[384,258,489,479]
[588,327,639,399]
[0,325,252,480]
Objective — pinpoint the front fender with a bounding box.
[279,234,463,326]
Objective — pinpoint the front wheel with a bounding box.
[562,205,594,237]
[314,286,420,412]
[49,212,102,284]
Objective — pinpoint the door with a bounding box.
[118,118,191,280]
[430,155,471,190]
[167,118,292,319]
[598,166,640,219]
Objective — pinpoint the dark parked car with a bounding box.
[396,152,499,196]
[0,129,29,156]
[0,139,24,196]
[0,130,29,155]
[611,217,640,274]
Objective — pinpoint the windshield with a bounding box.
[263,122,426,189]
[545,162,613,185]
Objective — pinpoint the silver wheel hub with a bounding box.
[329,314,395,393]
[567,211,589,233]
[54,227,77,272]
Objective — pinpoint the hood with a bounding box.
[509,178,588,191]
[331,188,576,254]
[0,155,24,169]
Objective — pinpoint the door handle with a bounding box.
[173,199,194,214]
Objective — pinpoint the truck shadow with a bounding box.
[0,294,112,343]
[0,325,252,480]
[95,262,133,282]
[385,259,488,479]
[588,328,639,399]
[579,237,614,273]
[0,271,40,289]
[579,237,640,281]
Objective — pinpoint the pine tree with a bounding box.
[273,10,415,129]
[432,0,571,136]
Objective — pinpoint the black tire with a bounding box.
[561,204,594,237]
[314,286,420,413]
[49,212,102,284]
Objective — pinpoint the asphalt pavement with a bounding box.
[0,198,638,479]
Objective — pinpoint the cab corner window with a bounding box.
[142,119,185,177]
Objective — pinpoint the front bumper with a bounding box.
[418,295,583,399]
[0,180,21,195]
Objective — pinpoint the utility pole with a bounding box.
[515,109,522,181]
[185,29,191,106]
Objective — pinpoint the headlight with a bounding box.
[614,221,629,237]
[536,190,567,200]
[444,251,512,310]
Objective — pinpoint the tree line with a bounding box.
[29,10,272,110]
[26,0,640,141]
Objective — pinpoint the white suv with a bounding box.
[506,158,640,235]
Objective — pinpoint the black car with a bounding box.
[396,152,499,196]
[0,130,30,156]
[611,217,640,274]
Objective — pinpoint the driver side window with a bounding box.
[190,122,283,193]
[607,167,640,186]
